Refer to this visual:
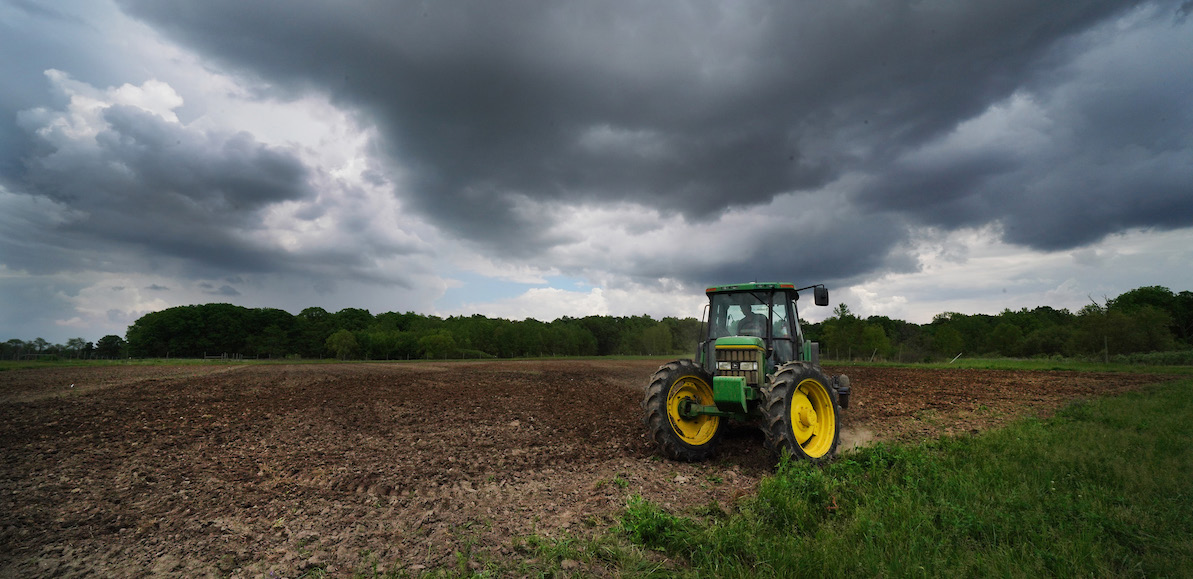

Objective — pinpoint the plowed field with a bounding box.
[0,361,1166,576]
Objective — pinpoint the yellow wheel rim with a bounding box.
[665,375,720,446]
[790,378,836,458]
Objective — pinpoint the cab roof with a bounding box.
[705,282,795,294]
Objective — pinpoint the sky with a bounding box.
[2,0,1192,344]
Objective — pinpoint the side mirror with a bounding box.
[814,286,829,307]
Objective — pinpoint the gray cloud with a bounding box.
[1,0,136,177]
[199,283,241,296]
[7,89,322,277]
[113,0,1188,285]
[853,4,1193,252]
[0,274,82,341]
[2,0,1191,343]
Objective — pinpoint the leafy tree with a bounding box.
[1124,305,1177,352]
[1176,291,1193,345]
[1023,325,1072,357]
[666,317,702,355]
[247,325,291,358]
[1108,286,1192,347]
[579,316,621,356]
[374,311,415,331]
[1109,286,1175,314]
[1071,300,1174,357]
[933,326,964,358]
[989,323,1024,357]
[932,312,996,355]
[419,330,457,359]
[641,322,673,355]
[333,308,374,331]
[295,307,335,357]
[326,329,359,360]
[195,303,250,354]
[858,324,892,360]
[65,337,87,359]
[126,304,251,357]
[96,335,127,358]
[820,306,885,361]
[2,339,25,360]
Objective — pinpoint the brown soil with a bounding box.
[0,361,1168,576]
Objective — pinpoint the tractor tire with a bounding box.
[762,363,841,462]
[643,360,723,461]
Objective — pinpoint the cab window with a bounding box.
[709,292,768,339]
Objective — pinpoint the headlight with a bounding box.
[739,361,758,371]
[717,361,732,371]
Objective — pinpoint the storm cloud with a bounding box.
[2,0,1192,341]
[118,2,1172,238]
[9,73,314,276]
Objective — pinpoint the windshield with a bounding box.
[709,291,770,339]
[707,290,801,364]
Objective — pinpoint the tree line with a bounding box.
[107,304,702,360]
[812,286,1193,363]
[3,285,1189,363]
[1,337,114,360]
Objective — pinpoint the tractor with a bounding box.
[643,282,850,462]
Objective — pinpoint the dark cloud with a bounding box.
[855,4,1193,251]
[0,274,82,342]
[3,0,1190,339]
[0,0,133,177]
[85,105,314,211]
[113,0,1185,276]
[8,94,323,277]
[201,284,241,296]
[611,208,913,292]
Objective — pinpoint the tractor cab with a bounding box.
[699,282,828,377]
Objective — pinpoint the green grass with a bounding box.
[826,357,1193,374]
[617,378,1193,577]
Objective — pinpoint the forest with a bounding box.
[814,285,1193,364]
[3,285,1191,364]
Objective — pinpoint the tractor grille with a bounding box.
[716,347,761,385]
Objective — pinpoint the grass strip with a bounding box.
[827,357,1193,374]
[621,378,1193,577]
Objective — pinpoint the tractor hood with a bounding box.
[714,336,766,348]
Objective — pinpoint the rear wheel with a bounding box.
[762,363,840,462]
[643,360,723,461]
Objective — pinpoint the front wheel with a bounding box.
[643,360,723,461]
[762,364,841,462]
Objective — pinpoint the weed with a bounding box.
[298,565,328,578]
[296,536,316,557]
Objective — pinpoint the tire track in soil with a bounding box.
[0,361,1170,576]
[0,364,245,404]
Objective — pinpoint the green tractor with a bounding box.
[643,282,850,462]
